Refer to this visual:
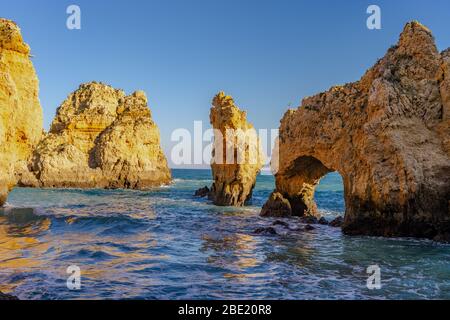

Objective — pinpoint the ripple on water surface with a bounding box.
[0,170,449,299]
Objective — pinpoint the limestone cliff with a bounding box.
[262,22,450,241]
[209,92,265,206]
[24,82,171,189]
[0,19,43,205]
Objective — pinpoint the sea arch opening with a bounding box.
[315,171,345,221]
[268,155,346,220]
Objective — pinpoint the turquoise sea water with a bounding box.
[0,169,449,300]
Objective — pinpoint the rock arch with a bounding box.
[261,22,450,241]
[267,156,334,217]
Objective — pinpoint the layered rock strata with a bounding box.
[23,82,171,189]
[209,92,265,206]
[0,19,43,205]
[262,22,450,241]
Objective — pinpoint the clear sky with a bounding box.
[1,0,449,167]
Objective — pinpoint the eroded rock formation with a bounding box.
[209,92,265,206]
[261,192,292,217]
[262,22,450,241]
[23,82,171,189]
[0,19,43,205]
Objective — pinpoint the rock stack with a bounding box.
[208,92,265,206]
[22,82,171,189]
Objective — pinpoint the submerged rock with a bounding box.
[254,227,277,235]
[209,92,265,206]
[329,217,344,228]
[300,216,319,225]
[318,217,329,225]
[194,186,210,198]
[272,220,290,228]
[0,19,43,206]
[23,82,171,189]
[261,22,450,241]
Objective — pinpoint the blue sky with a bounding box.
[1,0,449,166]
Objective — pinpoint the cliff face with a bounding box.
[91,90,171,189]
[209,92,265,206]
[0,19,43,205]
[262,22,450,241]
[25,82,171,189]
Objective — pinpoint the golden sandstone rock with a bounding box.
[209,92,265,206]
[22,82,171,189]
[262,22,450,241]
[2,18,448,244]
[0,19,43,205]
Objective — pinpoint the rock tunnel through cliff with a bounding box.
[262,155,346,219]
[285,156,345,217]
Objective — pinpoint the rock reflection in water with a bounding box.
[0,208,50,293]
[200,209,263,280]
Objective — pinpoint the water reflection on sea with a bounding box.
[0,170,449,300]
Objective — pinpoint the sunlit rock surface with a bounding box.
[24,82,171,189]
[209,92,265,206]
[262,22,450,241]
[0,19,43,205]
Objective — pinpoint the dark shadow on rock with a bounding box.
[253,227,277,235]
[194,186,210,198]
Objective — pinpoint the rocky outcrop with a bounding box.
[23,82,171,189]
[439,49,450,155]
[209,92,265,206]
[262,22,450,241]
[194,186,210,198]
[0,19,43,205]
[329,217,344,228]
[261,192,292,217]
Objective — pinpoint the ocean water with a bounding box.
[0,169,449,300]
